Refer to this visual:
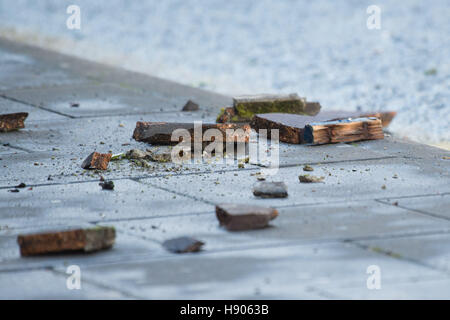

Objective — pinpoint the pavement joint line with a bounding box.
[0,141,33,153]
[375,192,450,201]
[375,198,450,222]
[49,268,144,299]
[346,240,450,277]
[0,93,75,119]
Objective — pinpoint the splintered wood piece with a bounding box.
[303,117,384,145]
[215,203,278,231]
[17,226,116,256]
[253,181,288,198]
[132,121,251,145]
[81,152,112,170]
[0,112,28,132]
[233,93,319,120]
[162,237,204,253]
[250,111,395,144]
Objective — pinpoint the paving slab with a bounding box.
[98,200,450,253]
[0,46,90,90]
[378,194,450,220]
[0,96,67,121]
[0,269,129,299]
[0,179,212,229]
[60,242,446,299]
[142,157,450,207]
[0,224,165,272]
[356,233,450,273]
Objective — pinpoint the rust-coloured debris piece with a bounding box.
[250,111,395,144]
[253,181,288,198]
[132,121,251,145]
[215,203,279,231]
[81,152,112,170]
[303,117,384,145]
[0,112,28,132]
[162,236,204,253]
[17,226,116,256]
[216,94,321,123]
[181,99,199,111]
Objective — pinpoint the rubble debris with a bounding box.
[181,100,199,111]
[0,112,28,132]
[81,152,112,170]
[132,121,251,145]
[215,203,278,231]
[15,183,26,188]
[70,102,80,108]
[299,174,324,183]
[162,236,204,253]
[253,181,288,198]
[216,94,321,123]
[17,226,116,256]
[303,165,314,172]
[99,180,114,190]
[250,111,395,144]
[126,149,150,160]
[8,189,20,193]
[303,117,384,145]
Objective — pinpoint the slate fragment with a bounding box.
[253,181,288,198]
[0,112,28,132]
[250,111,395,144]
[162,236,204,253]
[304,117,384,145]
[17,226,116,256]
[132,121,251,145]
[81,152,112,170]
[99,180,114,190]
[181,100,199,111]
[215,203,278,231]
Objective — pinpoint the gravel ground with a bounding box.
[0,0,448,144]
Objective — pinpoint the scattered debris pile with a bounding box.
[216,203,278,231]
[0,112,28,132]
[17,226,115,256]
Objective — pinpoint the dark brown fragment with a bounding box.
[162,236,204,253]
[81,152,112,170]
[132,121,251,145]
[215,203,278,231]
[303,117,384,145]
[181,100,199,111]
[17,226,115,256]
[0,112,28,132]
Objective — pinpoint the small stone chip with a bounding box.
[162,236,204,253]
[298,174,324,183]
[181,100,199,111]
[253,181,288,198]
[17,226,116,256]
[99,180,114,190]
[303,165,314,171]
[81,152,112,170]
[216,203,278,231]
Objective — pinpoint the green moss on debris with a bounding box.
[235,99,307,120]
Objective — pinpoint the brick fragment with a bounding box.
[253,181,288,198]
[17,226,115,256]
[81,152,112,170]
[215,203,278,231]
[0,112,28,132]
[181,100,199,111]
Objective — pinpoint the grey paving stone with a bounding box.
[143,157,450,207]
[0,179,212,228]
[98,200,450,253]
[356,233,450,273]
[324,278,450,300]
[64,242,445,299]
[0,96,67,121]
[0,225,165,272]
[0,269,128,299]
[379,194,450,219]
[0,47,90,90]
